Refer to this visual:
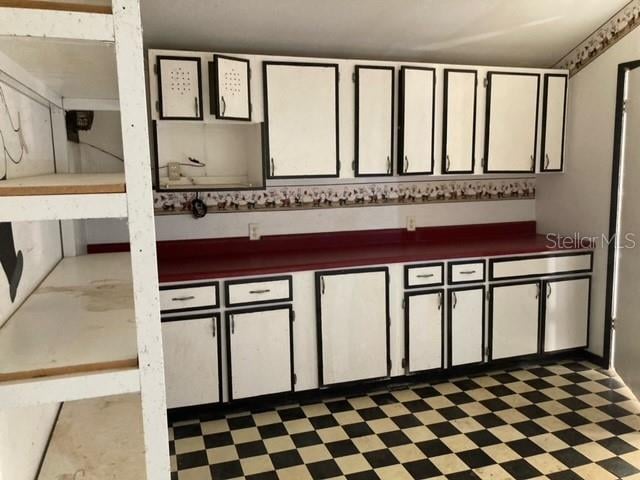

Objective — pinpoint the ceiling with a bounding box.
[140,0,631,67]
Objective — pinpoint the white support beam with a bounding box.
[113,1,170,479]
[0,7,114,42]
[63,97,120,111]
[0,368,140,409]
[0,193,128,221]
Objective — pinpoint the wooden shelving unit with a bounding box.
[0,1,169,479]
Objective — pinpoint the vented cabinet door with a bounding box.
[212,55,251,120]
[157,56,202,120]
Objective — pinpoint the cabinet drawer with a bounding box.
[159,282,219,313]
[490,252,593,280]
[225,275,292,307]
[405,263,444,288]
[448,260,485,284]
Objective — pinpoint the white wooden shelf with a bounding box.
[0,253,139,401]
[38,393,146,480]
[0,174,128,221]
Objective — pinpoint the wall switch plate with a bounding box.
[248,223,260,240]
[167,162,181,181]
[406,216,416,232]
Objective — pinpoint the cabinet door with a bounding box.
[405,290,443,373]
[489,282,540,361]
[264,62,339,178]
[318,268,389,386]
[157,56,202,120]
[355,66,394,176]
[484,72,539,173]
[541,74,568,172]
[227,306,293,400]
[399,67,435,175]
[448,286,484,367]
[211,54,251,121]
[543,277,590,353]
[161,315,221,408]
[443,69,477,173]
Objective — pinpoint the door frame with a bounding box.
[604,59,640,368]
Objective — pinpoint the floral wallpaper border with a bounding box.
[555,0,640,76]
[154,178,535,214]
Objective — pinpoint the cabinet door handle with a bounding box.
[452,292,457,309]
[171,295,195,302]
[386,156,391,174]
[546,284,552,298]
[535,284,540,299]
[530,154,535,170]
[438,292,443,310]
[221,95,227,116]
[321,277,326,295]
[404,155,409,173]
[270,157,275,176]
[544,153,550,169]
[416,273,434,278]
[194,97,199,116]
[230,315,235,334]
[249,289,270,294]
[459,270,476,275]
[212,320,216,337]
[446,155,451,171]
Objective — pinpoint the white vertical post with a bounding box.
[112,1,170,479]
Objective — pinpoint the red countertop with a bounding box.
[88,221,592,283]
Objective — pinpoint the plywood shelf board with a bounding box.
[0,1,112,14]
[0,252,138,382]
[0,173,126,196]
[37,394,146,480]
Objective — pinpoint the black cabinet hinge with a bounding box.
[153,63,158,75]
[483,77,489,88]
[292,310,296,322]
[293,373,297,384]
[401,358,407,369]
[155,100,159,112]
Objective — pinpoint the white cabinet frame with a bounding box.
[540,73,568,172]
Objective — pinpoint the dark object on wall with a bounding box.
[0,222,23,302]
[191,195,207,219]
[65,110,94,143]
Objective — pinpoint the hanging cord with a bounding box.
[0,84,28,176]
[78,140,124,162]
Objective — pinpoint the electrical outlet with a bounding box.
[248,223,260,240]
[406,216,416,232]
[167,162,181,181]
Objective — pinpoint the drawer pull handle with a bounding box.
[171,295,195,302]
[416,273,434,279]
[249,289,271,294]
[459,270,477,275]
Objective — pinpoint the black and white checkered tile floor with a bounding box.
[169,361,640,479]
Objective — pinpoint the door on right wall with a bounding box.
[484,72,539,173]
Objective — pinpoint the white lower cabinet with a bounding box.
[543,277,590,353]
[405,290,444,373]
[317,268,389,386]
[227,306,293,400]
[490,281,540,360]
[161,315,221,409]
[448,286,485,367]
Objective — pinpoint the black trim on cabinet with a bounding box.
[354,65,395,177]
[404,262,444,289]
[404,289,445,375]
[224,274,293,307]
[262,61,340,179]
[161,312,224,406]
[540,73,568,172]
[442,69,477,174]
[315,266,391,388]
[604,60,640,369]
[447,259,486,285]
[156,55,203,121]
[483,71,540,173]
[541,275,592,354]
[447,285,486,368]
[398,66,436,176]
[159,281,220,313]
[210,54,252,121]
[487,280,542,363]
[225,304,295,402]
[488,251,594,281]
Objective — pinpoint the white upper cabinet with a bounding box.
[484,72,540,173]
[355,66,394,176]
[211,54,251,121]
[541,74,568,172]
[443,69,477,174]
[318,268,389,386]
[264,62,339,178]
[399,67,435,175]
[157,56,203,120]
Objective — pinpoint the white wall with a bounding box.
[536,27,640,358]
